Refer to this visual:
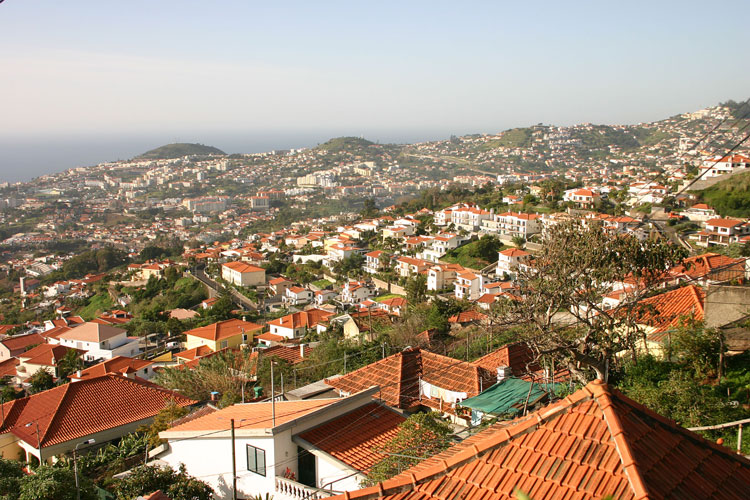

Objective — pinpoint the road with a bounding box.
[189,268,259,311]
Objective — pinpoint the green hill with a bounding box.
[137,143,225,160]
[697,170,750,217]
[317,136,375,152]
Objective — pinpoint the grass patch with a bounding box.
[311,279,333,289]
[375,293,405,302]
[441,241,507,270]
[78,292,114,320]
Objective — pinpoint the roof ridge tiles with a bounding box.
[590,381,651,500]
[39,382,74,447]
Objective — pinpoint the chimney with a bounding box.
[210,391,220,402]
[76,370,82,378]
[19,277,26,296]
[300,343,306,358]
[496,365,510,382]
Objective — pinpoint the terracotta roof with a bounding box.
[297,402,406,471]
[222,261,265,273]
[161,398,338,435]
[255,332,286,343]
[0,333,44,352]
[636,285,705,342]
[447,310,488,324]
[472,342,536,377]
[0,374,194,448]
[175,345,214,361]
[325,348,494,410]
[184,319,263,342]
[261,344,313,365]
[330,380,750,500]
[499,248,530,257]
[57,322,126,343]
[706,218,745,228]
[71,356,153,381]
[670,253,745,282]
[268,309,334,330]
[0,358,19,378]
[18,343,82,367]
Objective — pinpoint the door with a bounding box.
[297,446,316,487]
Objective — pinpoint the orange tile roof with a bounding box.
[297,402,406,471]
[330,380,750,500]
[670,253,745,282]
[0,357,19,378]
[161,398,338,434]
[706,217,745,228]
[472,342,537,377]
[636,285,705,341]
[0,333,44,352]
[447,310,487,324]
[175,345,214,361]
[71,356,152,381]
[184,319,263,342]
[18,343,82,367]
[261,344,313,365]
[0,374,194,448]
[267,309,334,330]
[325,348,494,410]
[222,261,265,273]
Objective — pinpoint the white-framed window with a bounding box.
[247,444,266,476]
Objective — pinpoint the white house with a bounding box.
[563,188,600,208]
[696,218,750,247]
[455,271,482,301]
[55,322,140,361]
[339,281,376,305]
[159,388,392,500]
[426,263,464,292]
[222,261,266,287]
[283,286,313,307]
[267,309,335,339]
[363,250,388,274]
[420,233,465,263]
[496,248,531,280]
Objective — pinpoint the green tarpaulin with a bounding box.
[459,378,552,418]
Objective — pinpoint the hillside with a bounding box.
[137,143,225,160]
[696,170,750,217]
[317,136,375,152]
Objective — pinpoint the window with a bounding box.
[220,340,228,349]
[247,444,266,476]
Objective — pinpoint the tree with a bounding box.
[492,219,686,383]
[56,349,84,381]
[0,457,24,500]
[367,412,453,485]
[671,321,723,378]
[140,401,190,448]
[18,465,97,500]
[112,464,213,500]
[471,235,503,262]
[361,198,379,218]
[27,370,55,394]
[405,274,427,304]
[511,235,526,249]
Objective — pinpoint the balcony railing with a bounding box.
[274,476,338,500]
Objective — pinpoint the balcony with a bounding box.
[274,476,338,500]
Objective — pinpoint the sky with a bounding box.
[1,1,750,182]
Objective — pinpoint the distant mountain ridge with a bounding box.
[137,143,225,160]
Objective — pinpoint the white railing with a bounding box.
[274,476,336,500]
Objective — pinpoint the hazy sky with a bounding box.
[1,1,750,180]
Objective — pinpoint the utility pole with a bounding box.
[231,418,237,500]
[270,361,276,427]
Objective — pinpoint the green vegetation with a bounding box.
[311,278,333,289]
[317,136,375,152]
[112,464,213,500]
[78,292,114,320]
[366,412,453,485]
[137,143,225,160]
[571,125,640,152]
[442,236,504,270]
[375,293,404,302]
[698,170,750,217]
[475,128,532,151]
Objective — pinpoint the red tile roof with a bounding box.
[57,322,126,343]
[261,345,313,365]
[670,253,745,282]
[472,342,536,377]
[18,343,82,367]
[70,356,153,381]
[222,261,265,273]
[329,380,750,500]
[636,285,705,341]
[267,309,334,330]
[184,319,263,342]
[0,357,19,378]
[0,333,44,353]
[447,310,487,324]
[175,345,214,362]
[0,374,194,448]
[325,348,494,410]
[297,402,406,471]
